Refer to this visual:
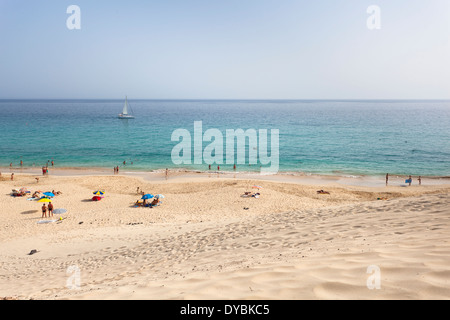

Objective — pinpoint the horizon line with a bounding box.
[1,98,450,101]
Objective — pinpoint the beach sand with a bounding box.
[0,171,449,300]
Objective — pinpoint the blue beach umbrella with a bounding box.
[141,194,154,200]
[43,192,55,198]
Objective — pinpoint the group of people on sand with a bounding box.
[42,166,49,176]
[241,191,261,198]
[41,202,54,218]
[139,197,161,208]
[31,190,62,199]
[11,188,28,197]
[386,174,422,186]
[135,187,162,208]
[135,196,161,208]
[32,190,62,198]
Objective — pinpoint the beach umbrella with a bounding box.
[43,192,55,198]
[141,194,154,200]
[53,209,67,215]
[93,191,105,196]
[155,194,165,199]
[38,198,52,203]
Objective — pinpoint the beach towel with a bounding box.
[37,220,57,224]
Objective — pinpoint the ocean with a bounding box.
[0,99,449,177]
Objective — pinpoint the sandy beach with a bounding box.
[1,0,449,304]
[0,170,449,300]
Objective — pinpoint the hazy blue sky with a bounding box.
[0,0,449,99]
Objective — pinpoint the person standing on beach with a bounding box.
[11,173,14,181]
[165,168,169,180]
[41,204,47,218]
[418,176,422,186]
[51,160,54,167]
[116,166,119,174]
[48,202,54,217]
[408,175,412,186]
[386,173,389,186]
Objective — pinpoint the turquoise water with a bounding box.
[0,100,449,176]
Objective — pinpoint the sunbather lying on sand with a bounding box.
[135,200,144,207]
[148,198,160,208]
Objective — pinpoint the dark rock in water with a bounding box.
[28,250,38,255]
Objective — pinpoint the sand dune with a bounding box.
[0,172,449,300]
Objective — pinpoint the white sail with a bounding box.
[122,96,129,115]
[118,96,135,119]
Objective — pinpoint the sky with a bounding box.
[0,0,449,99]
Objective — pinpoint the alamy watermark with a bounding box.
[66,5,81,30]
[65,5,380,31]
[171,121,279,174]
[66,265,81,290]
[366,265,381,290]
[367,5,381,30]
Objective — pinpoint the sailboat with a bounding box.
[118,96,135,119]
